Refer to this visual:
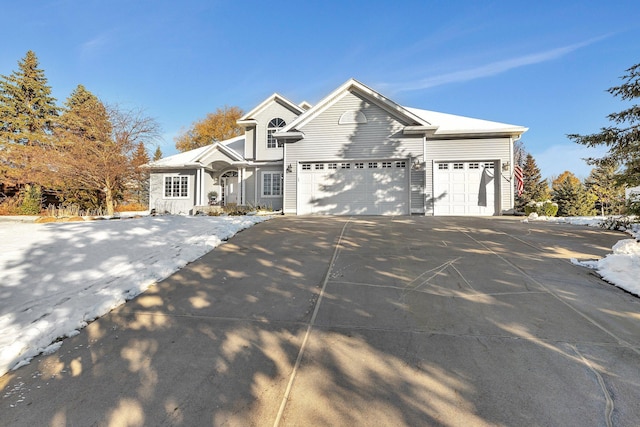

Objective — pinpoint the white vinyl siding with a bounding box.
[284,91,424,214]
[253,102,302,161]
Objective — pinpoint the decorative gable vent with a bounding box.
[338,110,367,125]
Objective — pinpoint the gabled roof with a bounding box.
[237,93,305,126]
[148,135,245,169]
[278,78,430,134]
[405,107,528,137]
[276,78,527,139]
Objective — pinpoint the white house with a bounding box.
[148,79,527,216]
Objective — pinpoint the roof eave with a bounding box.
[273,131,304,141]
[428,127,529,139]
[403,125,439,136]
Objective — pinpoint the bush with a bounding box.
[17,185,43,215]
[115,202,148,212]
[0,195,21,215]
[524,200,558,217]
[599,215,639,231]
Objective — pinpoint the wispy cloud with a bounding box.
[80,32,114,56]
[386,35,611,93]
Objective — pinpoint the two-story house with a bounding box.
[148,79,527,216]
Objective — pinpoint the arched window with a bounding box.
[267,118,286,148]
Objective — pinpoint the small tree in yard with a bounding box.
[129,142,150,206]
[585,159,625,215]
[516,153,550,211]
[552,171,596,217]
[54,85,160,215]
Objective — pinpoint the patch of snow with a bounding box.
[529,215,640,297]
[0,215,269,377]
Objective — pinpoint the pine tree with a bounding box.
[568,63,640,188]
[175,105,243,152]
[585,159,625,215]
[130,142,150,206]
[54,85,118,212]
[516,153,550,211]
[552,171,596,217]
[0,51,59,187]
[153,146,163,161]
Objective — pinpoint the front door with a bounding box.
[221,171,239,205]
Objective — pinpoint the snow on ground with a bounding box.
[0,213,638,379]
[0,214,268,378]
[526,214,640,296]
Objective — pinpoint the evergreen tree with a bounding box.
[130,142,150,206]
[516,153,550,211]
[54,85,116,212]
[175,105,243,152]
[568,63,640,188]
[585,159,625,215]
[0,51,59,186]
[552,171,596,217]
[153,146,163,161]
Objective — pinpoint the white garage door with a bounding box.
[433,161,496,216]
[297,160,409,215]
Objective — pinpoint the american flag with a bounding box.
[514,165,524,196]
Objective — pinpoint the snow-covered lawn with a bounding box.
[0,214,638,379]
[0,214,268,378]
[526,215,640,296]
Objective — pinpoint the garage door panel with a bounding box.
[298,161,408,215]
[434,161,496,216]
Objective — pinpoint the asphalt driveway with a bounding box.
[1,216,639,426]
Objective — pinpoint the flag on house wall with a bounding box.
[514,165,524,196]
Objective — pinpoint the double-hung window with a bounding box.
[262,172,283,197]
[164,176,189,198]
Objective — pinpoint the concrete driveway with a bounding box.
[1,216,639,426]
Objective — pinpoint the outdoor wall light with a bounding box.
[502,161,510,171]
[286,164,293,173]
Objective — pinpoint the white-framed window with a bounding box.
[301,164,311,170]
[396,161,406,168]
[341,163,351,169]
[315,163,324,170]
[163,175,189,198]
[469,163,480,169]
[328,163,337,169]
[368,162,378,169]
[355,162,364,169]
[267,118,286,148]
[484,162,495,169]
[262,172,282,197]
[382,161,392,168]
[438,163,448,170]
[454,163,464,170]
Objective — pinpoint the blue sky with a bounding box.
[2,0,638,180]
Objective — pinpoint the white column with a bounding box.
[241,168,246,205]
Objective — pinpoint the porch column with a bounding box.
[241,167,246,205]
[196,169,202,206]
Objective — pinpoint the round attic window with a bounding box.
[338,110,367,124]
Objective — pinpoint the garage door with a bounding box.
[297,160,409,215]
[433,161,496,216]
